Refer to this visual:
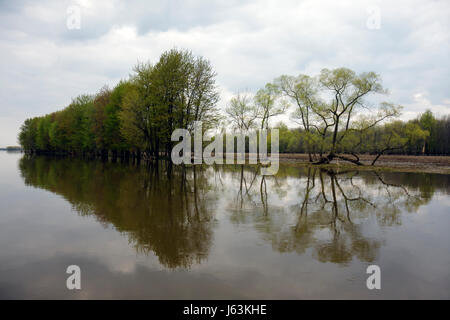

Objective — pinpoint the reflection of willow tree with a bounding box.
[226,165,285,223]
[228,166,441,265]
[230,165,290,218]
[19,156,217,269]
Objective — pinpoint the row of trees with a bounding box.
[18,49,450,165]
[225,69,448,163]
[19,49,219,160]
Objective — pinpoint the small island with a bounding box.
[0,146,23,152]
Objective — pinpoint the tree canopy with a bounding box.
[18,57,450,162]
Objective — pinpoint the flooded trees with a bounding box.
[118,49,221,159]
[275,74,319,162]
[18,49,220,160]
[226,93,258,132]
[18,60,450,159]
[275,68,404,164]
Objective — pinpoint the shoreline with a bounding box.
[278,154,450,175]
[7,151,450,174]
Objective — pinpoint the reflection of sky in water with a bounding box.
[0,152,448,299]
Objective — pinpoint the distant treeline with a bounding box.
[18,49,450,163]
[275,111,450,156]
[19,49,220,161]
[0,146,22,151]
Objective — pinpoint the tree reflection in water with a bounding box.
[19,156,217,269]
[19,156,444,268]
[229,165,438,265]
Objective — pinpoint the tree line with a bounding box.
[18,48,450,165]
[19,49,219,161]
[275,111,450,158]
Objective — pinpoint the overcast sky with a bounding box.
[0,0,449,146]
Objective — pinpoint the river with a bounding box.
[0,152,449,299]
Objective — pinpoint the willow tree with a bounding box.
[275,74,324,162]
[318,69,403,164]
[277,68,401,165]
[225,93,258,132]
[254,83,288,130]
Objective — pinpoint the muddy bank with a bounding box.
[278,154,450,174]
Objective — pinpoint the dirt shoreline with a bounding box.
[277,154,450,174]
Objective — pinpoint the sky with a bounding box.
[0,0,449,146]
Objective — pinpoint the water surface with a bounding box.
[0,152,449,299]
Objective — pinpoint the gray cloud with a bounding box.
[0,0,449,145]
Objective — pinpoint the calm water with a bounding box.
[0,151,449,299]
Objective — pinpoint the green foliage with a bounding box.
[18,60,450,157]
[419,109,437,154]
[18,49,219,157]
[225,93,258,132]
[271,68,446,163]
[272,113,449,156]
[119,49,220,156]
